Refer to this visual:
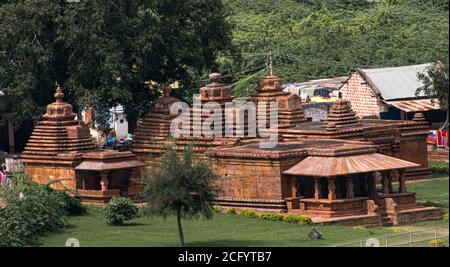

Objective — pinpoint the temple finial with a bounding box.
[162,84,172,97]
[54,84,64,103]
[209,73,222,83]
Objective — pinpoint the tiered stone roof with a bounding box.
[190,73,235,137]
[131,86,180,154]
[252,76,306,130]
[131,76,240,156]
[178,73,239,152]
[323,100,361,129]
[412,112,428,124]
[21,86,97,164]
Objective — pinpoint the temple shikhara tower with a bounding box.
[252,76,306,136]
[131,74,241,167]
[21,86,144,203]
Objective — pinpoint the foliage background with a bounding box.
[222,0,449,97]
[0,0,448,130]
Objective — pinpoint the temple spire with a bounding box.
[54,84,64,103]
[267,51,274,76]
[324,100,361,128]
[162,84,172,97]
[42,85,77,121]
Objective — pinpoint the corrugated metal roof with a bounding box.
[386,99,441,113]
[359,63,431,100]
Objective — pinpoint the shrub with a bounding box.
[283,214,300,223]
[0,172,67,247]
[443,212,449,221]
[430,165,449,176]
[283,214,313,225]
[52,190,85,216]
[259,213,284,221]
[238,210,258,218]
[429,239,446,247]
[298,216,313,225]
[104,197,138,226]
[423,201,440,207]
[212,205,224,213]
[225,208,237,214]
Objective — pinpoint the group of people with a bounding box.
[102,130,133,151]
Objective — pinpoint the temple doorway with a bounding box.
[297,177,314,198]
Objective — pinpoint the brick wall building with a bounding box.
[339,64,441,120]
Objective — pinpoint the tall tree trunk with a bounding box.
[176,208,185,247]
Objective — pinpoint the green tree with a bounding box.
[143,145,220,247]
[0,0,233,131]
[0,0,67,127]
[417,60,449,128]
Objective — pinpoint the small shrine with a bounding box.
[21,86,145,203]
[210,139,442,226]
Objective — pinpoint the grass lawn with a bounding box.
[41,177,449,247]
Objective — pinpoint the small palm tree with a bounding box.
[143,145,220,247]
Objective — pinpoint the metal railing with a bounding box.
[334,227,449,247]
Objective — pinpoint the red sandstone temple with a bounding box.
[21,86,144,203]
[130,74,441,226]
[21,75,442,226]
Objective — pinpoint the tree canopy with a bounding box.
[0,0,233,130]
[417,60,449,128]
[1,0,448,129]
[222,0,449,97]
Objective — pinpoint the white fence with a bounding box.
[334,227,449,247]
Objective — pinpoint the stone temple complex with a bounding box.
[21,86,144,203]
[22,74,442,226]
[130,73,441,226]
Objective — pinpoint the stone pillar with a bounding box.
[367,173,377,197]
[328,178,336,200]
[314,177,322,200]
[399,170,406,193]
[100,172,109,191]
[81,175,85,190]
[291,177,298,198]
[388,171,394,193]
[346,177,355,199]
[381,172,389,194]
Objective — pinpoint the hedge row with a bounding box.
[212,206,313,225]
[430,166,449,176]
